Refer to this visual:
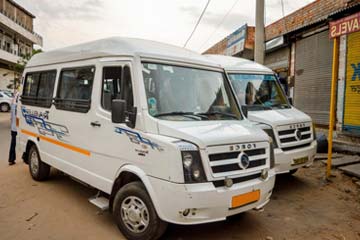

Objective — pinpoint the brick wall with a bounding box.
[203,37,228,55]
[245,26,255,50]
[265,0,360,40]
[203,26,255,55]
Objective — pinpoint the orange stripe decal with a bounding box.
[21,129,38,138]
[21,129,91,156]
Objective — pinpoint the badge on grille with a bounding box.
[295,129,302,141]
[238,153,250,169]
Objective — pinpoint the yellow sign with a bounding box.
[344,31,360,132]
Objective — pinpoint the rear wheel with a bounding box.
[113,182,167,240]
[0,103,10,112]
[28,145,50,181]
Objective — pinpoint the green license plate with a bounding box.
[292,156,309,166]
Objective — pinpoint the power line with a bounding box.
[183,0,211,48]
[198,0,239,52]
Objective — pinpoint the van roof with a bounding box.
[204,54,273,74]
[27,37,220,68]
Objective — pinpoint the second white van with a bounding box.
[206,55,317,174]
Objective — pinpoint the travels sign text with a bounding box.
[329,12,360,38]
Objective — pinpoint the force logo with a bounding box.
[289,123,306,129]
[295,129,303,141]
[229,143,257,151]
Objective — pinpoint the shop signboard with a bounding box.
[225,24,247,56]
[329,12,360,38]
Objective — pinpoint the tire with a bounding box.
[28,145,50,181]
[113,182,168,240]
[289,169,298,175]
[0,103,10,112]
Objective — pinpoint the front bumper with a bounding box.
[274,140,317,174]
[149,170,275,225]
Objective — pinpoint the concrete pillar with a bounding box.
[255,0,265,64]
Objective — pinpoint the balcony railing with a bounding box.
[0,47,21,64]
[0,9,43,46]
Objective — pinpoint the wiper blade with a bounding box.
[153,111,202,120]
[197,111,238,119]
[244,105,272,111]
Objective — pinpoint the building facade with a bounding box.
[0,0,42,90]
[204,25,255,60]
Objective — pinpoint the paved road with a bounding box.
[0,112,360,240]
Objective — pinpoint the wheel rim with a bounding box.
[1,104,8,112]
[30,150,39,176]
[120,196,150,233]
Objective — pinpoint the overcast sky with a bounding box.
[17,0,314,52]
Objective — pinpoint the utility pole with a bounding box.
[255,0,265,64]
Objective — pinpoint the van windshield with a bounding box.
[142,63,242,121]
[228,74,290,111]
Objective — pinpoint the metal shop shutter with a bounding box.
[294,30,333,125]
[343,31,360,134]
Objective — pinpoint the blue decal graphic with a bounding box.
[22,107,69,140]
[115,127,163,151]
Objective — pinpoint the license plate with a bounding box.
[231,190,260,209]
[292,156,309,166]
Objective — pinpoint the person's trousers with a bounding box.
[8,131,17,163]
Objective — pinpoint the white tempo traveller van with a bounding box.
[205,55,317,174]
[19,38,275,240]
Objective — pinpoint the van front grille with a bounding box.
[276,123,313,150]
[206,142,269,178]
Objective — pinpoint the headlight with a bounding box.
[181,151,206,183]
[312,122,317,140]
[175,141,206,183]
[182,152,193,169]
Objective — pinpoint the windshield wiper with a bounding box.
[197,111,238,119]
[270,103,291,109]
[244,105,272,111]
[153,111,203,120]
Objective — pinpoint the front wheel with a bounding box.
[28,145,50,181]
[113,182,167,240]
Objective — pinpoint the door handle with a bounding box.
[90,121,101,127]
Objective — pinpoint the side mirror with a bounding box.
[112,99,126,123]
[288,97,293,105]
[111,99,137,128]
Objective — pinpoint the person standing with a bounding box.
[8,92,19,166]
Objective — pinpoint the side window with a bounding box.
[102,67,122,111]
[38,71,56,107]
[22,71,56,108]
[101,65,134,111]
[23,73,40,97]
[55,66,95,113]
[0,93,3,98]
